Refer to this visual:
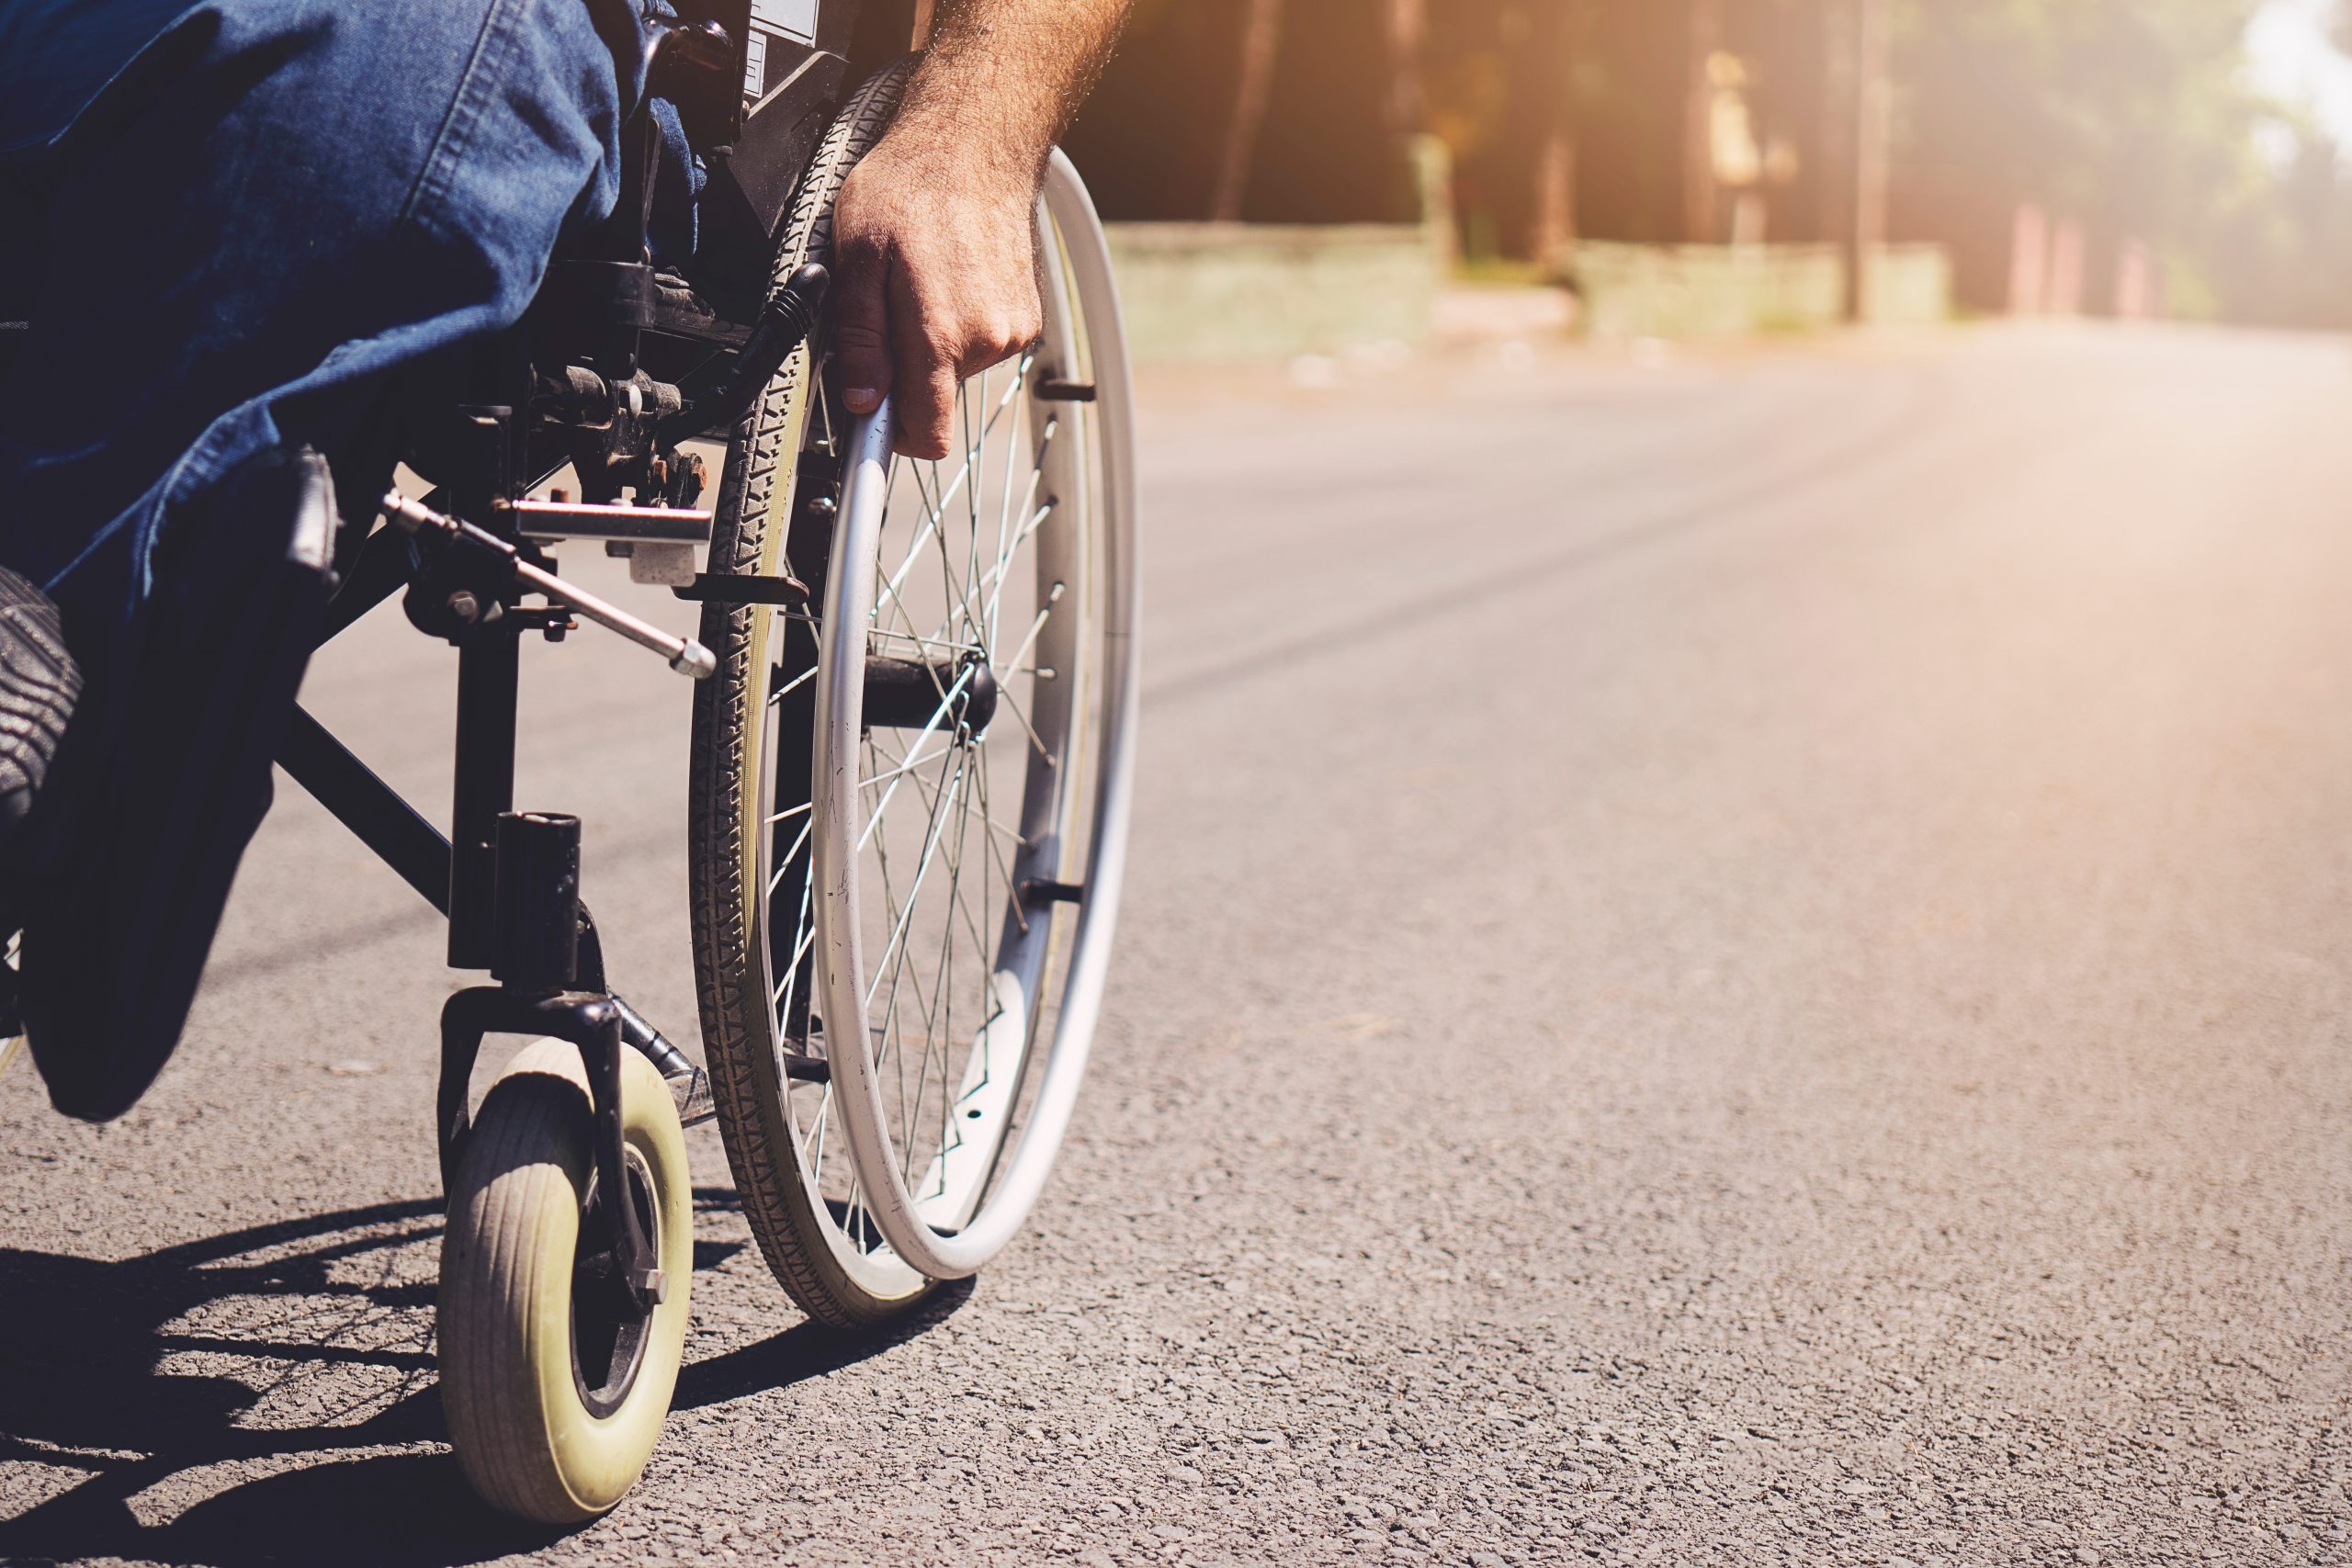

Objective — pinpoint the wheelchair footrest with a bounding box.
[503,499,713,544]
[672,572,809,606]
[666,1063,717,1128]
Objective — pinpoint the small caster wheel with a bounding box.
[438,1038,692,1523]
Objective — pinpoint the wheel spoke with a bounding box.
[779,863,816,1021]
[856,668,974,849]
[986,418,1054,656]
[864,744,968,1009]
[767,661,816,707]
[972,737,1021,943]
[976,497,1057,608]
[992,682,1056,769]
[861,742,956,795]
[764,817,814,897]
[997,587,1063,690]
[876,725,1030,855]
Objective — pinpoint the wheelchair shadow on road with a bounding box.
[0,1189,968,1566]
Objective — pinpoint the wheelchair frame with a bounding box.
[271,1,887,1320]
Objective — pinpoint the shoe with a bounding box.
[0,565,79,1045]
[19,446,338,1121]
[0,563,80,878]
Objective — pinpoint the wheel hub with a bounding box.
[862,652,998,739]
[571,1148,661,1418]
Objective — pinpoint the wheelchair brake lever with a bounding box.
[659,263,830,446]
[381,493,717,679]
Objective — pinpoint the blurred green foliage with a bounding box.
[1082,0,2352,324]
[1897,0,2352,322]
[1901,1,2266,224]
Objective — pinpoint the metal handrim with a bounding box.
[808,153,1137,1280]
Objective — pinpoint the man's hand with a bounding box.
[830,0,1130,461]
[833,144,1042,462]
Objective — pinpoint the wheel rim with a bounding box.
[570,1145,661,1419]
[808,153,1139,1280]
[2,930,23,1067]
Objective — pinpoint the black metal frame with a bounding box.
[269,1,888,1333]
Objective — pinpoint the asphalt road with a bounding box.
[5,324,2352,1566]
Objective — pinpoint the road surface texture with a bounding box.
[4,325,2351,1566]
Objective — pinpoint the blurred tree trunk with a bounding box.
[1385,0,1434,231]
[1385,0,1426,139]
[1213,0,1285,221]
[1841,0,1890,320]
[1819,0,1855,250]
[1525,1,1581,264]
[1682,0,1721,242]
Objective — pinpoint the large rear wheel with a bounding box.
[809,152,1138,1283]
[690,95,1137,1325]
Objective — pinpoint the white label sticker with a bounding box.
[749,0,818,42]
[742,28,767,96]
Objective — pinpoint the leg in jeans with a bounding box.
[0,0,652,589]
[0,0,655,1116]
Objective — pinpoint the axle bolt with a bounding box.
[446,590,481,626]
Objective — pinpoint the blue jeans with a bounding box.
[0,0,659,637]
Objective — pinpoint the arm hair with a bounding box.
[888,0,1133,186]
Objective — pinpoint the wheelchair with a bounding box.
[6,3,1137,1524]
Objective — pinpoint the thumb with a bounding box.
[833,228,894,417]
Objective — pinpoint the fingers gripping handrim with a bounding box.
[834,229,896,417]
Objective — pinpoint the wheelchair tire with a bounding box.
[691,56,1139,1322]
[689,57,933,1329]
[438,1040,692,1524]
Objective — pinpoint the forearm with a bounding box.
[889,0,1132,187]
[831,0,1130,455]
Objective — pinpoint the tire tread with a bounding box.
[442,1070,591,1521]
[687,59,922,1329]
